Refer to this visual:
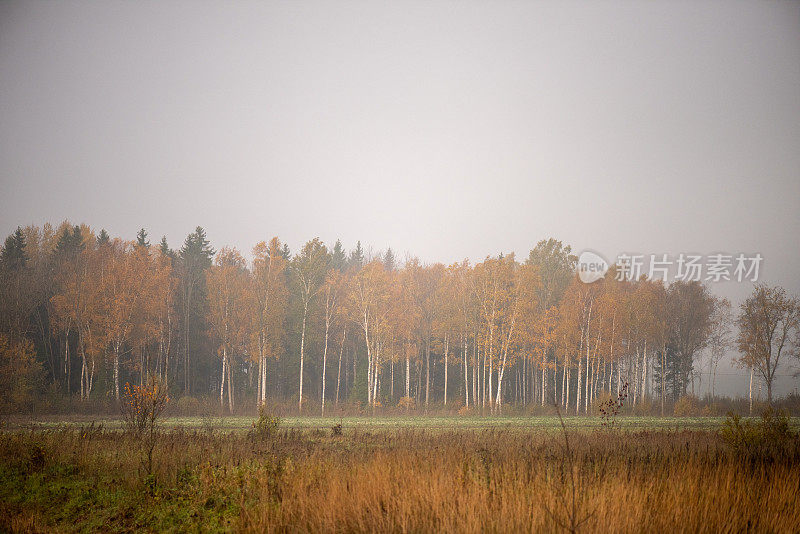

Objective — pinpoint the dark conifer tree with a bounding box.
[348,240,364,268]
[159,236,174,260]
[136,228,150,248]
[331,239,347,272]
[55,226,84,258]
[383,247,396,272]
[96,229,110,247]
[0,227,27,271]
[178,227,215,395]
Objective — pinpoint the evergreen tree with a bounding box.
[96,229,110,247]
[159,236,174,259]
[383,247,396,272]
[330,239,347,272]
[349,240,364,268]
[180,227,214,264]
[136,228,150,248]
[178,226,215,395]
[665,280,715,398]
[280,243,291,260]
[0,227,27,271]
[652,344,685,402]
[55,226,84,258]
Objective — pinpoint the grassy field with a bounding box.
[10,414,799,432]
[2,414,799,532]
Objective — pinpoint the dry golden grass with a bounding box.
[1,424,798,533]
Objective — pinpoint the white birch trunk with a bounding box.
[113,341,120,401]
[336,328,345,405]
[298,302,308,413]
[321,318,329,417]
[227,351,234,412]
[362,309,372,407]
[405,350,410,399]
[463,336,469,408]
[220,349,226,407]
[541,353,546,406]
[576,351,582,415]
[443,334,448,406]
[584,303,591,414]
[260,352,267,405]
[641,340,648,402]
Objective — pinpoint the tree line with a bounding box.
[0,222,797,415]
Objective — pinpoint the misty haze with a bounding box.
[1,1,799,532]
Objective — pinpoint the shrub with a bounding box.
[120,377,170,477]
[173,396,201,416]
[0,335,41,414]
[121,377,170,435]
[598,383,628,430]
[633,398,655,416]
[592,391,613,412]
[779,393,800,415]
[721,408,798,460]
[251,405,281,440]
[331,421,343,436]
[673,395,700,417]
[397,396,415,410]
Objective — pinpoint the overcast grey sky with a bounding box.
[1,1,799,394]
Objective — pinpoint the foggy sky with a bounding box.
[1,1,799,396]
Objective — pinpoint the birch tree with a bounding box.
[291,238,328,413]
[351,260,390,409]
[207,247,252,412]
[320,269,345,416]
[252,238,288,407]
[406,260,443,411]
[706,298,732,401]
[101,240,140,400]
[735,285,799,406]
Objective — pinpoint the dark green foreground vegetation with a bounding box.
[2,413,799,533]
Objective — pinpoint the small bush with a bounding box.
[673,395,700,417]
[458,405,474,416]
[331,422,343,437]
[397,396,415,410]
[120,377,170,476]
[121,377,170,435]
[598,383,628,430]
[0,335,41,414]
[592,391,613,412]
[201,415,218,436]
[780,393,800,415]
[251,406,281,439]
[173,396,201,416]
[721,408,798,460]
[633,398,655,416]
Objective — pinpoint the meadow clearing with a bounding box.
[2,413,799,533]
[7,414,755,432]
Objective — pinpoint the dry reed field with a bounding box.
[1,414,799,533]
